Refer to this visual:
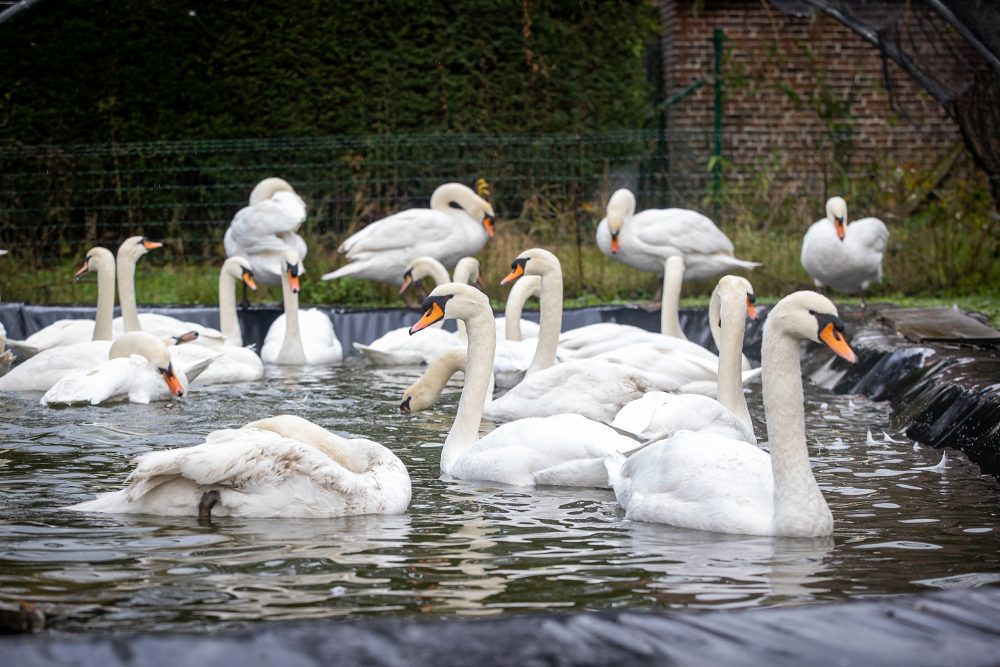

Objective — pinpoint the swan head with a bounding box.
[399,383,433,414]
[453,257,485,291]
[766,291,857,363]
[223,256,257,291]
[713,275,757,326]
[825,196,848,241]
[74,247,115,281]
[399,256,447,295]
[409,282,489,335]
[605,188,637,253]
[282,250,301,293]
[109,332,185,397]
[117,236,162,263]
[499,248,560,286]
[249,177,296,205]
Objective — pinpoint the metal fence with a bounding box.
[0,128,963,263]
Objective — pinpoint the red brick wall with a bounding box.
[660,0,962,206]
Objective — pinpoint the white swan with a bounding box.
[502,275,541,342]
[166,257,265,384]
[261,250,342,365]
[41,332,188,406]
[6,246,118,358]
[410,282,641,487]
[352,256,480,366]
[801,196,889,303]
[611,276,760,443]
[595,188,760,281]
[223,177,308,286]
[321,183,494,285]
[482,249,683,423]
[606,290,858,537]
[66,414,411,519]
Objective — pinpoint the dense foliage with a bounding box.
[0,0,661,144]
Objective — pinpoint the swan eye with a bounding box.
[286,262,299,277]
[747,294,756,304]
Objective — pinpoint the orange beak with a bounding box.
[242,270,257,291]
[819,322,857,363]
[160,364,184,397]
[500,263,524,286]
[834,218,846,241]
[610,234,620,254]
[483,214,495,239]
[746,296,758,320]
[143,239,163,251]
[398,273,414,295]
[409,302,444,334]
[74,258,90,280]
[287,267,300,293]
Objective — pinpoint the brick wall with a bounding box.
[660,0,963,209]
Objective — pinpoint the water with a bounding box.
[1,360,999,633]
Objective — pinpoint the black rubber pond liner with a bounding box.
[4,588,1000,666]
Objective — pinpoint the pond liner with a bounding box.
[3,587,1000,666]
[0,302,997,476]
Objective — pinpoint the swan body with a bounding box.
[261,251,342,365]
[224,177,308,286]
[67,415,411,518]
[801,196,889,297]
[0,341,115,392]
[596,188,760,281]
[409,282,641,487]
[41,332,186,406]
[322,183,494,285]
[607,291,858,537]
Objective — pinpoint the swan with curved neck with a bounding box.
[217,257,258,346]
[261,250,342,365]
[503,275,541,342]
[67,414,411,518]
[596,188,760,281]
[607,290,857,537]
[409,282,641,486]
[224,177,308,286]
[117,236,163,333]
[6,246,118,358]
[41,331,186,406]
[801,196,889,306]
[612,275,758,443]
[499,248,563,376]
[322,182,495,285]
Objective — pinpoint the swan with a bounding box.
[321,182,494,285]
[5,246,118,359]
[261,250,342,365]
[66,414,411,519]
[611,276,760,443]
[606,290,858,537]
[352,256,481,366]
[502,275,541,342]
[595,188,760,281]
[481,249,684,423]
[41,332,189,406]
[223,177,308,286]
[409,282,642,487]
[166,257,265,384]
[801,196,889,304]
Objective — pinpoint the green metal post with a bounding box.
[712,28,724,204]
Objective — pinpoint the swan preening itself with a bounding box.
[41,332,187,406]
[410,282,644,487]
[68,414,411,519]
[224,177,308,286]
[261,250,343,365]
[321,182,495,285]
[607,290,858,537]
[596,188,760,281]
[801,196,889,303]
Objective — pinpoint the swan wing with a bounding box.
[631,209,735,256]
[339,209,453,257]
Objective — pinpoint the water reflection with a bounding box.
[0,360,998,632]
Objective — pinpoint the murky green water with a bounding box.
[1,359,998,632]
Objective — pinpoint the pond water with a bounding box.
[1,358,999,633]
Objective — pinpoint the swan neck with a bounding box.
[428,263,450,287]
[278,273,306,362]
[505,276,538,342]
[92,260,116,341]
[528,268,562,374]
[660,258,685,338]
[218,270,242,346]
[716,294,751,429]
[419,348,467,403]
[443,311,496,474]
[117,251,141,332]
[761,325,829,533]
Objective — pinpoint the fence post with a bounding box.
[712,28,724,207]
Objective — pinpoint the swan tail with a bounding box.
[184,355,220,384]
[321,263,363,281]
[603,451,627,488]
[727,257,763,271]
[352,342,422,366]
